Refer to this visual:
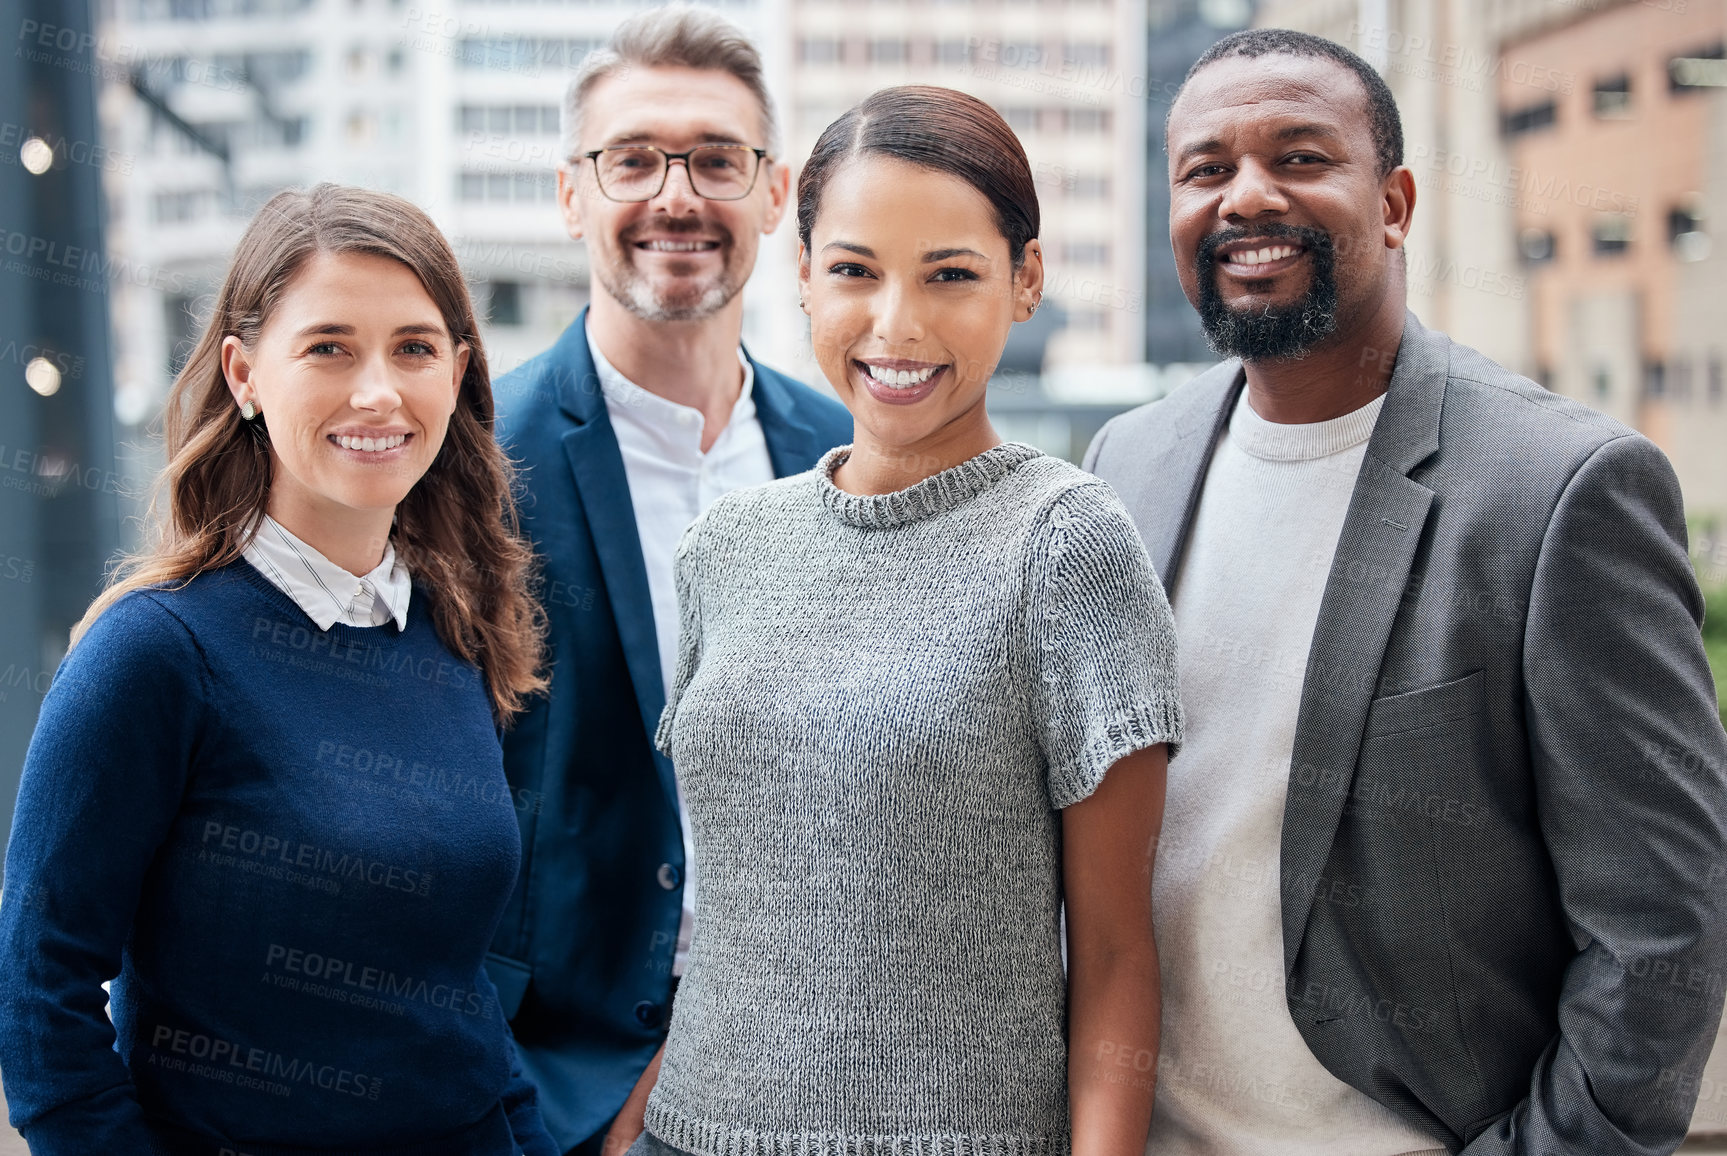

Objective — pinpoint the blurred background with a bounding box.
[4,0,1727,1146]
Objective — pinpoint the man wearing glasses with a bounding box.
[486,9,851,1155]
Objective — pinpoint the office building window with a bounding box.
[1518,228,1556,263]
[1062,41,1109,67]
[1502,100,1557,137]
[457,37,597,73]
[457,170,556,203]
[1673,356,1694,403]
[1062,242,1111,265]
[153,189,214,223]
[799,37,840,64]
[1592,214,1632,256]
[934,39,971,64]
[1671,204,1710,261]
[1592,74,1632,118]
[459,105,559,135]
[488,281,523,327]
[868,39,907,64]
[1670,43,1726,92]
[1645,361,1666,399]
[132,0,314,18]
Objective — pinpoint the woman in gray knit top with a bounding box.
[617,86,1183,1156]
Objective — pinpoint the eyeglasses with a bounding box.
[579,145,771,202]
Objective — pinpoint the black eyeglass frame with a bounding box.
[578,145,772,202]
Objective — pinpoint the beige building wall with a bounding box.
[1508,0,1727,522]
[1507,5,1718,383]
[1670,81,1727,532]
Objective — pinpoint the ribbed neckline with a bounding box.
[817,441,1045,530]
[1229,388,1386,463]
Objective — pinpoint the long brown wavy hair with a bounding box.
[76,183,547,723]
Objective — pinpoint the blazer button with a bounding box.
[657,863,681,890]
[635,1000,663,1027]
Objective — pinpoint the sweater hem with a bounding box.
[644,1098,1072,1156]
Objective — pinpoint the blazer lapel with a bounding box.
[555,311,675,805]
[1280,312,1447,972]
[748,354,823,478]
[1153,364,1245,592]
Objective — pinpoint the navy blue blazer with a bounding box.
[485,309,852,1152]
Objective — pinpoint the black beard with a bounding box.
[1195,224,1338,360]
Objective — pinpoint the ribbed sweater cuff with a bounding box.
[1046,697,1186,809]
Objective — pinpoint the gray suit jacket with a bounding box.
[1085,312,1727,1154]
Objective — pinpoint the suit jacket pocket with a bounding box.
[1363,669,1486,739]
[1349,669,1496,1126]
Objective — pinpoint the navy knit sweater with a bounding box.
[0,562,558,1156]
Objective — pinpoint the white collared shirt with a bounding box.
[242,514,412,632]
[587,325,776,977]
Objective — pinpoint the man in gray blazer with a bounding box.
[1087,28,1727,1155]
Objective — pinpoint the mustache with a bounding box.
[1197,223,1334,266]
[621,218,733,244]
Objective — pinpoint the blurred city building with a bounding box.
[780,0,1148,374]
[1255,0,1727,526]
[1143,0,1254,365]
[1,0,120,865]
[1505,1,1727,527]
[91,0,1259,473]
[780,0,1181,459]
[150,0,1237,513]
[95,0,784,510]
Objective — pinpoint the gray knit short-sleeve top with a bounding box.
[646,441,1183,1156]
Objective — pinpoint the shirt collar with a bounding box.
[586,324,757,432]
[241,515,413,632]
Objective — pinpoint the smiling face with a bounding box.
[559,65,788,322]
[798,154,1041,462]
[1167,53,1411,361]
[221,249,468,535]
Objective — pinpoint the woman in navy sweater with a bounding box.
[0,184,557,1156]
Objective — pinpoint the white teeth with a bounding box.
[1232,245,1297,266]
[335,434,406,452]
[863,363,939,388]
[642,240,715,251]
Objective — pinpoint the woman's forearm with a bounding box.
[1067,941,1161,1156]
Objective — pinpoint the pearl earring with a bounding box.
[240,401,257,420]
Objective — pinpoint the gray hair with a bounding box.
[561,4,780,164]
